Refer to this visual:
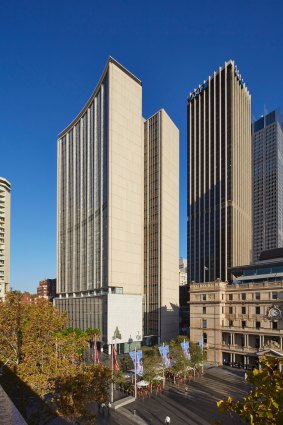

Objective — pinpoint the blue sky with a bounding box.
[1,0,283,292]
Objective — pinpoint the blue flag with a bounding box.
[199,336,203,348]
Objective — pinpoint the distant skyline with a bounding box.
[1,0,283,292]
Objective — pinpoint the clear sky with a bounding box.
[1,0,283,293]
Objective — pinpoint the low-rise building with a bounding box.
[190,279,283,367]
[179,258,187,286]
[37,278,56,300]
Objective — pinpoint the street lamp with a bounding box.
[111,327,122,403]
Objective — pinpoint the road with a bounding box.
[119,367,248,425]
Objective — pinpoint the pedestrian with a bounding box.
[101,402,106,415]
[165,415,171,424]
[107,401,112,415]
[244,372,248,381]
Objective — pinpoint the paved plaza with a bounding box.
[96,367,248,425]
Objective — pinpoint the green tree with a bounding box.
[217,357,283,425]
[143,346,163,384]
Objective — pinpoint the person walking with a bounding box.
[107,401,112,415]
[165,415,171,424]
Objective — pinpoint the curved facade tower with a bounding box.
[0,177,11,299]
[56,58,179,348]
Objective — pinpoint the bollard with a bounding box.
[133,409,136,416]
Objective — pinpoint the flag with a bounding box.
[199,336,203,348]
[95,343,100,364]
[129,350,143,375]
[181,341,191,360]
[113,345,120,371]
[158,345,171,367]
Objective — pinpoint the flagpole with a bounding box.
[162,342,165,389]
[202,339,204,375]
[111,340,114,403]
[134,347,137,399]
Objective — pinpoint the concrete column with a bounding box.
[280,337,283,350]
[246,334,249,348]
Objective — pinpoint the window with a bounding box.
[242,293,246,300]
[229,307,233,314]
[272,292,278,300]
[272,322,278,330]
[242,321,246,328]
[203,332,207,344]
[229,294,233,301]
[255,292,260,300]
[229,320,233,327]
[203,306,206,314]
[255,306,260,315]
[203,294,207,301]
[256,321,260,329]
[242,306,246,314]
[222,306,224,314]
[202,319,207,328]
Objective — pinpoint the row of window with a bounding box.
[202,319,278,330]
[202,291,279,301]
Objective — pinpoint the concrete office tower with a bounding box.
[188,60,252,283]
[252,109,283,261]
[144,110,179,342]
[0,177,10,299]
[56,58,179,348]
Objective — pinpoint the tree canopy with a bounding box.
[217,357,283,425]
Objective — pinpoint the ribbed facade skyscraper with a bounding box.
[188,60,252,283]
[144,110,179,342]
[252,109,283,261]
[0,177,10,299]
[56,58,179,347]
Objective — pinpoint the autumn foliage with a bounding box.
[0,292,111,423]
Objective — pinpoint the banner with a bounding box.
[158,345,171,367]
[113,345,120,371]
[95,343,100,364]
[199,336,203,348]
[129,350,143,375]
[181,341,191,360]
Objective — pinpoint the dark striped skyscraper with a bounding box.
[188,60,252,283]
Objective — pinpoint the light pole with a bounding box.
[110,327,122,403]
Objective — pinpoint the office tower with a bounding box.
[252,109,283,261]
[144,110,179,342]
[188,60,252,283]
[55,58,179,348]
[0,177,10,299]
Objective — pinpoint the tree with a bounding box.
[216,357,283,425]
[54,364,111,424]
[142,346,163,384]
[0,292,112,423]
[0,292,26,369]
